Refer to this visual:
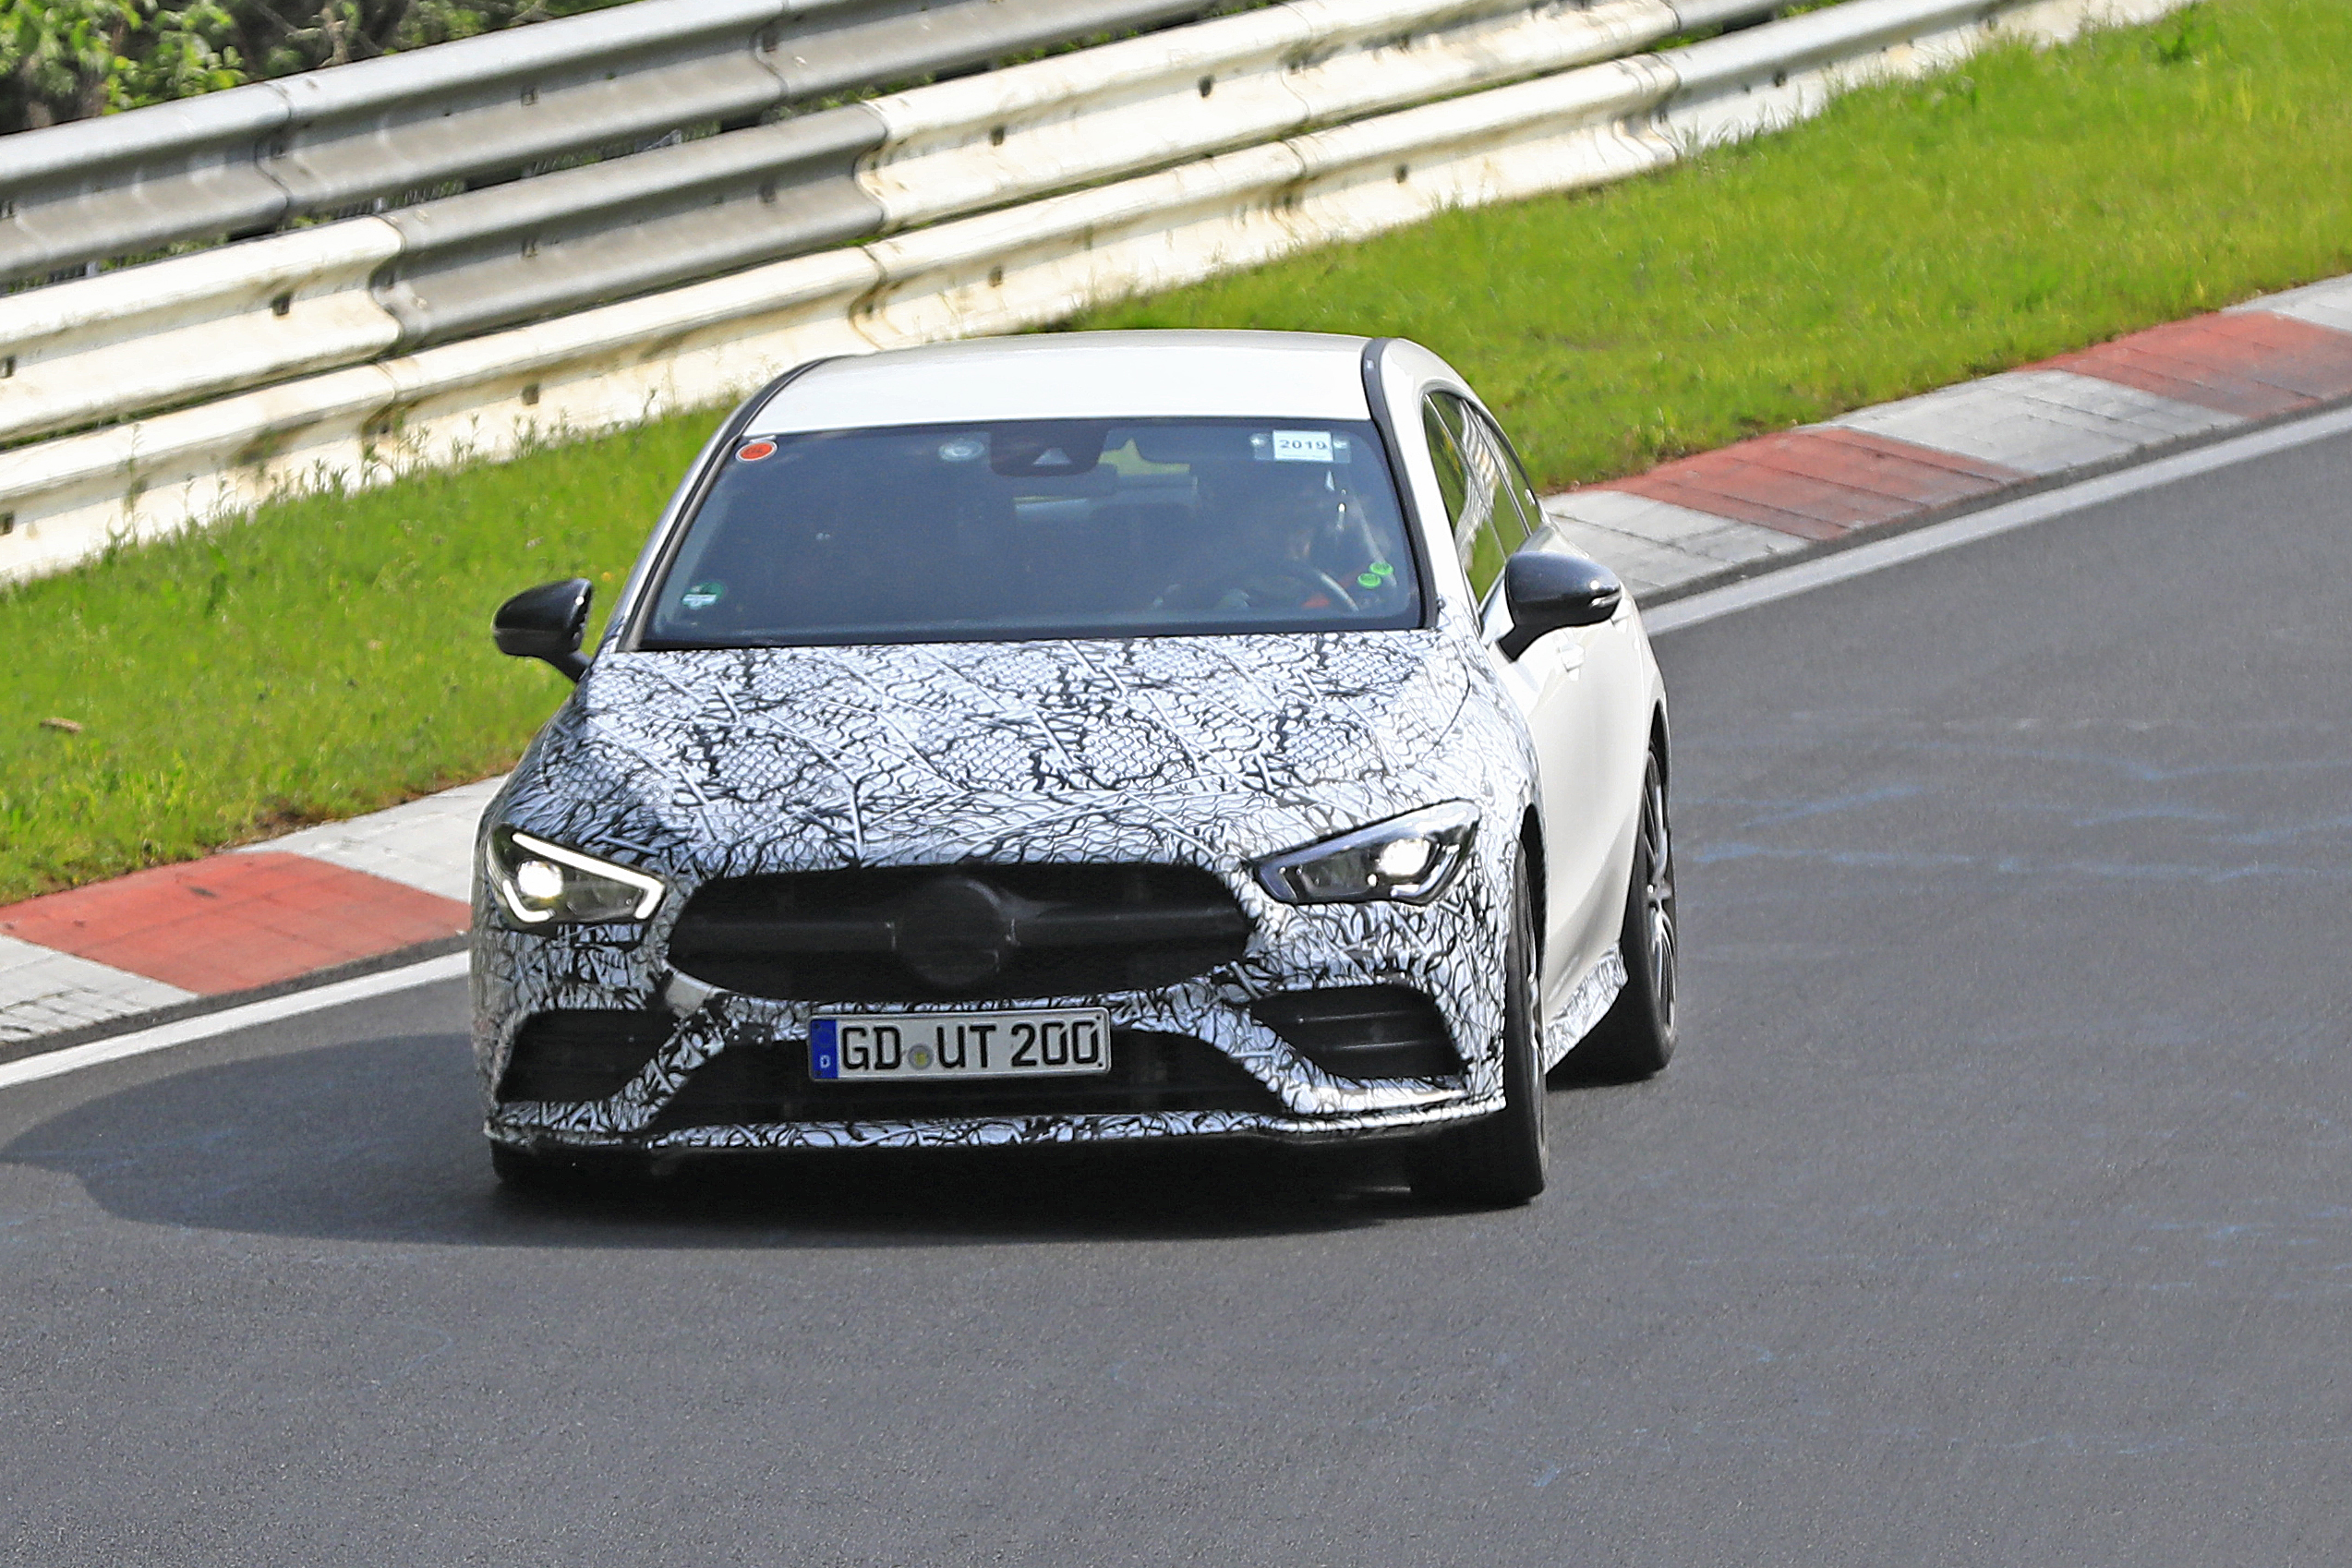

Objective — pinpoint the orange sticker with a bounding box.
[736,440,778,462]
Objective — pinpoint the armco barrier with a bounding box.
[0,0,1225,285]
[0,0,1783,448]
[0,0,2187,584]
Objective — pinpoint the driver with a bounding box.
[1156,463,1364,615]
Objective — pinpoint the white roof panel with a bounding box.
[746,330,1374,434]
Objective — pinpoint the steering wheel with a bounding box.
[1191,561,1362,613]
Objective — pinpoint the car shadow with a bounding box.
[2,1033,1462,1248]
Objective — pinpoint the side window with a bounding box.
[1421,398,1471,527]
[1424,392,1526,601]
[1466,404,1544,548]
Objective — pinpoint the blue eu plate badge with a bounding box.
[809,1018,839,1080]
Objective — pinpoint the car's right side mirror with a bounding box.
[494,578,595,682]
[1496,550,1622,661]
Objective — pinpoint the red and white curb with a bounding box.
[1541,275,2352,597]
[0,778,499,1049]
[6,271,2352,1058]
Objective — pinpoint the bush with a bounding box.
[0,1,624,133]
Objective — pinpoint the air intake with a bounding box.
[1251,986,1461,1080]
[497,1009,673,1104]
[649,1029,1286,1130]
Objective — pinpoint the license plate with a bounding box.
[809,1007,1112,1081]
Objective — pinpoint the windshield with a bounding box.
[636,417,1423,647]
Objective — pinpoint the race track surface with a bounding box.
[5,423,2349,1566]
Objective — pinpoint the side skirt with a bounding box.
[1538,943,1627,1072]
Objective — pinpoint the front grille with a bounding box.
[1251,986,1462,1080]
[666,863,1250,1003]
[648,1029,1286,1130]
[499,1009,674,1103]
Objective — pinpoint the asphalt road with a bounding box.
[6,422,2351,1567]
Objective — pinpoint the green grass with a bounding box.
[1081,0,2352,483]
[2,418,710,899]
[5,0,2349,902]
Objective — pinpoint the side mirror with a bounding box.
[494,578,594,682]
[1496,550,1622,661]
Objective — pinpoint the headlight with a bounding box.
[1255,802,1479,905]
[485,826,667,926]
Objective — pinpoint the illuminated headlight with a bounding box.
[485,826,666,926]
[1255,802,1479,905]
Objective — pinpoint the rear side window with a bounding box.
[635,417,1423,648]
[1423,392,1531,602]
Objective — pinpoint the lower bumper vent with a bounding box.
[1251,986,1462,1080]
[649,1029,1286,1131]
[498,1009,673,1104]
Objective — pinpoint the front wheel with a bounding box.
[1408,852,1548,1206]
[1568,749,1677,1082]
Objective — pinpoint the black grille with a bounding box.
[1251,986,1462,1080]
[648,1029,1286,1130]
[666,863,1251,1003]
[499,1009,674,1103]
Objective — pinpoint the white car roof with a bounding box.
[744,331,1375,434]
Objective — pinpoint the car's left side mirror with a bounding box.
[1495,550,1622,661]
[494,578,594,682]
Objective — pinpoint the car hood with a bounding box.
[495,631,1527,877]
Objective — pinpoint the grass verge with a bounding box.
[1081,0,2352,481]
[5,0,2348,902]
[4,420,710,899]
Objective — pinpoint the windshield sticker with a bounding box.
[937,436,985,463]
[681,582,726,609]
[1270,429,1335,464]
[735,440,778,462]
[1357,561,1397,589]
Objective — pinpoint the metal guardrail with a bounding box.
[0,0,1227,286]
[0,0,2187,583]
[3,0,1779,449]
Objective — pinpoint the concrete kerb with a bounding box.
[0,935,471,1071]
[1603,368,2352,611]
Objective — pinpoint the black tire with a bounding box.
[1568,748,1677,1083]
[490,1141,648,1195]
[1408,852,1548,1206]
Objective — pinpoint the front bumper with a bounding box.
[489,1097,1508,1156]
[479,966,1506,1154]
[474,843,1520,1155]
